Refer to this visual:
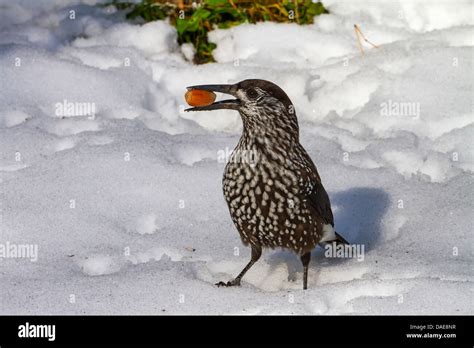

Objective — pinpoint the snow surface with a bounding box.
[0,0,473,314]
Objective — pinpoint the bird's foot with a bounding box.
[215,278,241,287]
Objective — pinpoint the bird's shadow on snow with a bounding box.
[331,187,389,251]
[266,187,389,282]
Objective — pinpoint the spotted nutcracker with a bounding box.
[186,79,348,290]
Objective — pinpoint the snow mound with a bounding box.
[0,110,30,128]
[77,254,124,276]
[73,21,178,57]
[132,213,158,235]
[209,22,352,67]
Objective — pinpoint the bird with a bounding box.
[185,79,348,290]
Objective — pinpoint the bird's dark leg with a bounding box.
[300,252,311,290]
[216,245,262,288]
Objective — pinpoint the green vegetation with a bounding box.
[106,0,328,64]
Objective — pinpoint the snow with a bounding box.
[131,213,159,235]
[0,0,473,314]
[0,110,30,128]
[73,20,178,57]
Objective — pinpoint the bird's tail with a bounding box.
[333,232,350,245]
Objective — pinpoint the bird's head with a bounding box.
[185,79,299,138]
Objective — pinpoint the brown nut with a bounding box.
[185,89,216,107]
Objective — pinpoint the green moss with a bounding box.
[104,0,328,64]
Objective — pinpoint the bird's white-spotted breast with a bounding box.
[223,141,324,254]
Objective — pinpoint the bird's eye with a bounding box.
[247,88,259,100]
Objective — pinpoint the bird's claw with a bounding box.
[215,279,241,287]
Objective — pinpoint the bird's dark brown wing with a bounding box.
[308,181,334,226]
[296,149,334,227]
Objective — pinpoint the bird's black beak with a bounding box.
[184,84,240,112]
